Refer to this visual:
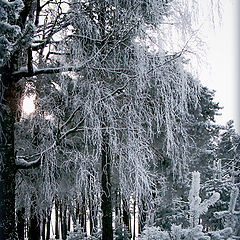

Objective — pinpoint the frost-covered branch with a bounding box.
[15,157,41,170]
[12,65,86,77]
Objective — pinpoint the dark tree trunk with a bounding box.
[67,211,71,232]
[17,207,25,240]
[139,200,147,234]
[41,215,46,240]
[28,213,40,240]
[133,201,136,240]
[101,132,113,240]
[55,199,60,239]
[123,198,130,232]
[46,209,51,240]
[28,195,40,240]
[74,202,79,228]
[60,202,67,240]
[0,68,21,240]
[80,199,87,233]
[88,197,93,235]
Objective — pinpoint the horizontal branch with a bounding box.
[12,65,86,78]
[16,157,41,170]
[16,143,56,170]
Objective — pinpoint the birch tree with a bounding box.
[51,1,201,239]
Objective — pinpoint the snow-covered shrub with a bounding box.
[139,225,212,240]
[67,224,101,240]
[138,226,170,240]
[114,225,132,240]
[207,227,233,240]
[170,224,210,240]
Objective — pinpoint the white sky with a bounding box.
[22,95,35,115]
[199,0,239,132]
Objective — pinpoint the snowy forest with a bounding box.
[0,0,239,240]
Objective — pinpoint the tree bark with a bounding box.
[17,207,25,240]
[41,215,46,240]
[101,132,113,240]
[133,201,136,240]
[80,198,87,233]
[139,200,147,234]
[28,196,40,240]
[46,209,51,240]
[55,199,60,239]
[60,201,67,240]
[67,211,71,232]
[123,198,130,233]
[0,68,21,240]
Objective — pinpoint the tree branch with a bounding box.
[12,65,86,78]
[16,157,41,170]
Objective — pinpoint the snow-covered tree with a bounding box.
[153,84,221,231]
[0,0,222,239]
[214,187,240,237]
[0,0,70,239]
[189,171,220,228]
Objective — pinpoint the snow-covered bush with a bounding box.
[170,224,210,240]
[138,225,212,240]
[138,226,170,240]
[114,225,132,240]
[139,171,232,240]
[207,227,233,240]
[67,224,101,240]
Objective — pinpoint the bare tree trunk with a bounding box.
[74,202,79,227]
[139,200,147,234]
[17,207,25,240]
[101,132,113,240]
[133,201,136,240]
[28,195,40,240]
[28,214,40,240]
[41,214,46,240]
[67,212,71,232]
[46,208,51,240]
[123,198,130,233]
[55,199,59,239]
[60,201,67,240]
[88,195,93,235]
[80,199,87,233]
[115,190,120,227]
[0,68,19,240]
